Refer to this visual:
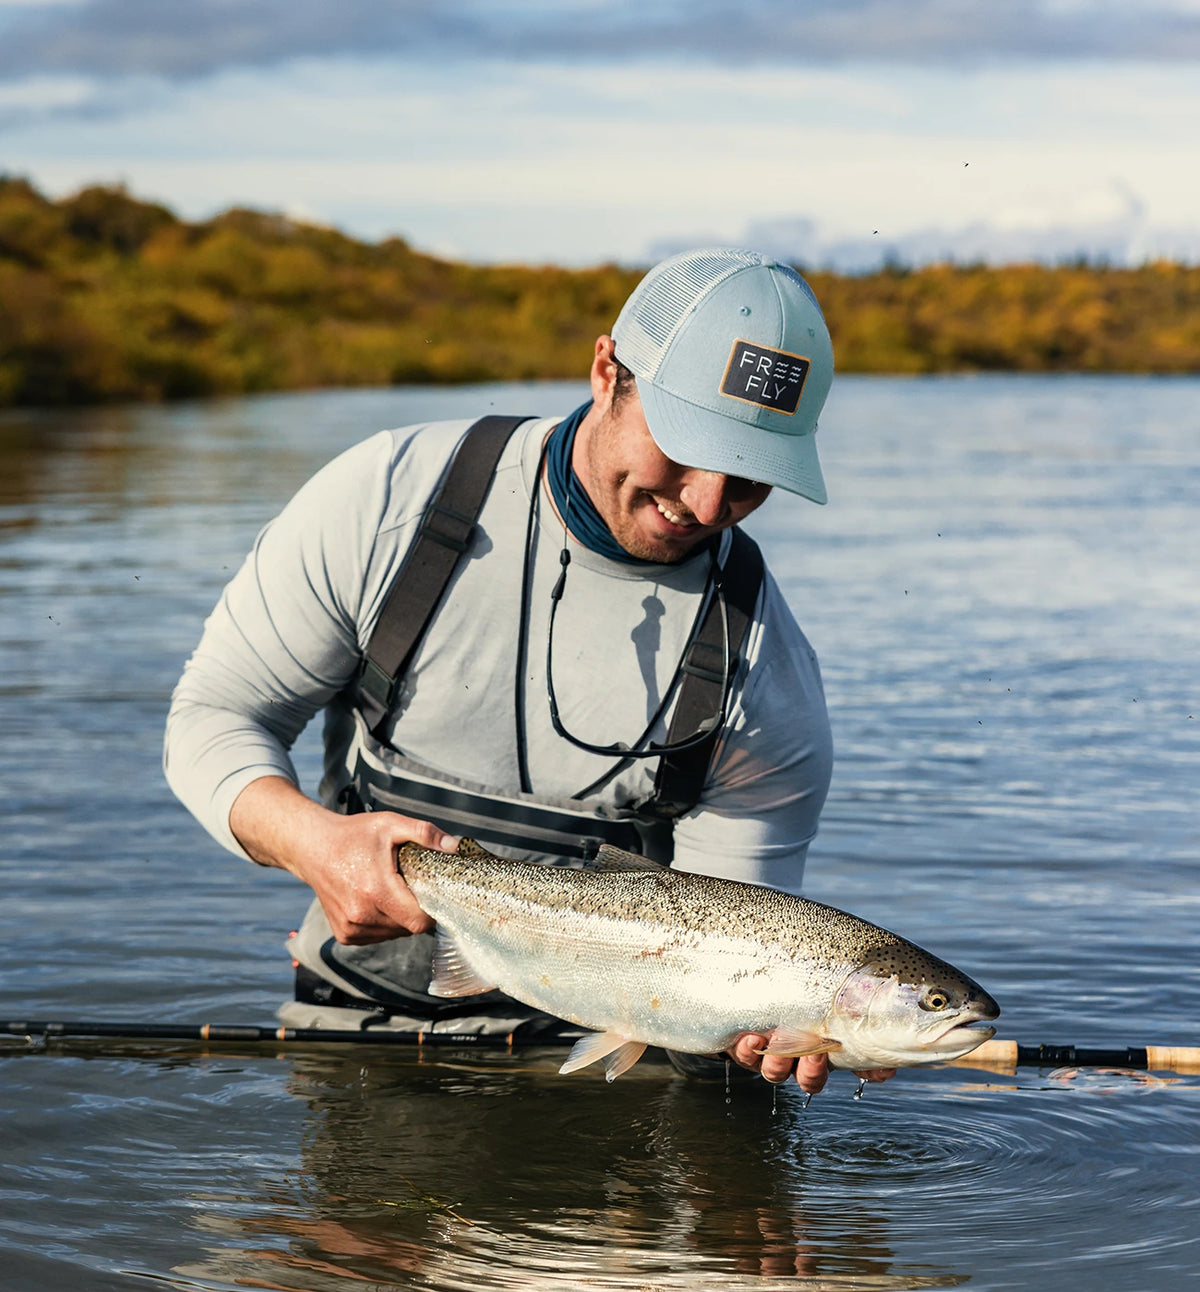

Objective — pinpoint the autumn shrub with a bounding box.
[1,177,1198,407]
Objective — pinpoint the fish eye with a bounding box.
[919,988,951,1012]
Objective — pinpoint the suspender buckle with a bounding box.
[358,656,397,716]
[681,640,729,686]
[420,503,475,553]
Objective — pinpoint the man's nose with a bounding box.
[679,472,729,526]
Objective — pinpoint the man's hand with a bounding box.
[229,776,457,944]
[728,1033,898,1096]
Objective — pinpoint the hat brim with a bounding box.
[637,380,828,505]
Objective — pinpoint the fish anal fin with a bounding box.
[603,1041,648,1082]
[755,1026,844,1059]
[559,1030,640,1076]
[428,926,496,998]
[591,844,667,874]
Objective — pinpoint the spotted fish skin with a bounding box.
[396,840,999,1080]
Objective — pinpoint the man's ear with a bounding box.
[589,334,619,410]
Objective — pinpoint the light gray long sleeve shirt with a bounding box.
[164,415,833,894]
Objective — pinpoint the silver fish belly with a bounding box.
[397,840,999,1081]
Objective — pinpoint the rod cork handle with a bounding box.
[1145,1046,1200,1074]
[945,1039,1018,1071]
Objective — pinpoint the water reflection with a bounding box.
[0,401,335,518]
[180,1050,964,1291]
[0,381,587,516]
[158,1043,1200,1291]
[2,377,1197,1290]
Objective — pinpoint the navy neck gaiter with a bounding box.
[544,401,658,565]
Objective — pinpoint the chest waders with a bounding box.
[307,414,764,1019]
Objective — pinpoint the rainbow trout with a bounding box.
[396,840,999,1081]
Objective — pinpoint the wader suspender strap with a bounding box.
[354,413,765,821]
[646,527,764,820]
[356,415,534,736]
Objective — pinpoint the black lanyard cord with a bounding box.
[516,432,734,789]
[545,540,732,760]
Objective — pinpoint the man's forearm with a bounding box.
[229,775,332,879]
[228,775,455,944]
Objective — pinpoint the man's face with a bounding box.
[576,386,772,564]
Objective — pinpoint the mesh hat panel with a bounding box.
[609,246,835,502]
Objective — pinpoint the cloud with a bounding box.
[6,54,1200,267]
[690,183,1200,271]
[2,0,1200,83]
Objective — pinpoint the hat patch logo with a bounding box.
[720,339,810,415]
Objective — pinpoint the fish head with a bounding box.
[824,944,1000,1069]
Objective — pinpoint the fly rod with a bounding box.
[944,1038,1200,1074]
[2,1018,581,1050]
[4,1020,1200,1072]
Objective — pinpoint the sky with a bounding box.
[2,0,1200,269]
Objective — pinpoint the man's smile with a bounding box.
[653,497,697,528]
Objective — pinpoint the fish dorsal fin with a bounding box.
[591,844,667,874]
[755,1026,844,1059]
[559,1030,647,1080]
[428,926,497,998]
[455,837,493,860]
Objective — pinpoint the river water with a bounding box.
[1,375,1197,1291]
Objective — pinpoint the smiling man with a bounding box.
[572,337,774,564]
[165,247,886,1094]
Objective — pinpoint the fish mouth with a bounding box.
[930,1019,997,1055]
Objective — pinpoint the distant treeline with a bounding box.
[2,177,1199,407]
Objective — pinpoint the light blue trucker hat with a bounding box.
[611,247,834,503]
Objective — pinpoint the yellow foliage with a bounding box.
[1,177,1198,407]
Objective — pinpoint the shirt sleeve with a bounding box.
[668,570,833,896]
[163,429,409,857]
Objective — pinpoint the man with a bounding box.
[165,246,893,1095]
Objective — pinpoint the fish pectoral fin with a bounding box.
[559,1031,646,1079]
[591,845,668,874]
[428,927,497,998]
[755,1027,844,1059]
